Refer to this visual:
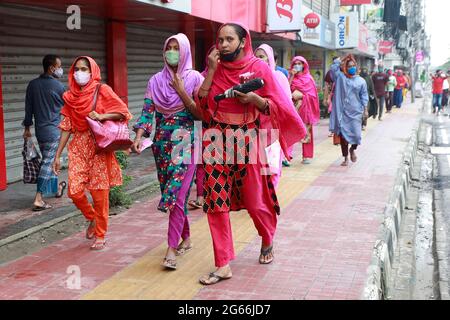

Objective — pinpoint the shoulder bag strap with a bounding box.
[91,84,103,112]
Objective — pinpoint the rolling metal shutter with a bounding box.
[0,3,107,183]
[126,24,172,127]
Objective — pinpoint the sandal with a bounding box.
[86,220,96,239]
[259,245,274,264]
[90,239,106,251]
[55,181,67,198]
[175,243,193,256]
[188,200,202,210]
[162,257,177,270]
[32,201,52,212]
[199,272,232,285]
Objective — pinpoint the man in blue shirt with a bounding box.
[23,54,66,211]
[274,52,289,78]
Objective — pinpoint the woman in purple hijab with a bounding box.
[132,33,204,270]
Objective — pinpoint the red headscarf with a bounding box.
[289,56,320,125]
[61,56,131,132]
[206,22,306,157]
[340,54,357,79]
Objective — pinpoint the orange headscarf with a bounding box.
[61,56,131,132]
[340,54,358,79]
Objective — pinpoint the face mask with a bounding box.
[74,70,91,86]
[348,67,357,76]
[165,50,180,67]
[441,74,447,78]
[53,67,63,78]
[333,58,340,64]
[294,64,304,72]
[220,41,243,62]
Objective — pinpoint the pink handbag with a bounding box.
[86,84,133,153]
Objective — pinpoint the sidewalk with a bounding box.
[0,148,158,246]
[0,100,421,300]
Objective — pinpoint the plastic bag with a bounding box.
[25,137,39,161]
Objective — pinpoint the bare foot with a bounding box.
[340,158,349,166]
[259,244,274,264]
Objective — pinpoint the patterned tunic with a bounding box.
[134,98,195,215]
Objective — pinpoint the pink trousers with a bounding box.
[302,125,314,159]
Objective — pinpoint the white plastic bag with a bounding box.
[264,140,281,175]
[25,137,39,161]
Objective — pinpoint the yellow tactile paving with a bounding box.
[82,112,384,300]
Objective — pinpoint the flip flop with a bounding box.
[86,220,96,239]
[188,200,202,209]
[90,239,106,251]
[199,272,232,285]
[175,243,193,256]
[259,245,274,264]
[32,202,52,211]
[55,181,67,198]
[162,258,177,270]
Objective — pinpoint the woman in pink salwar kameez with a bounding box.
[289,56,320,164]
[194,22,306,285]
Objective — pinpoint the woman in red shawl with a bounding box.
[195,22,306,285]
[52,56,132,250]
[289,56,320,164]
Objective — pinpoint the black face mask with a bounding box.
[220,40,243,62]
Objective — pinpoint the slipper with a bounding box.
[55,181,67,198]
[162,258,177,270]
[199,272,232,285]
[32,202,52,212]
[188,200,202,210]
[259,245,274,264]
[90,239,106,251]
[175,243,193,256]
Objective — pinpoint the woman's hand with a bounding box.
[234,91,257,105]
[171,73,185,95]
[292,90,303,101]
[289,69,297,78]
[52,157,61,176]
[132,137,143,155]
[88,111,104,121]
[208,48,220,71]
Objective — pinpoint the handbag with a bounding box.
[22,138,41,184]
[86,84,133,152]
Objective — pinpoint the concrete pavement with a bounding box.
[0,98,421,300]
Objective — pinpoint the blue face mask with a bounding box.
[348,66,357,76]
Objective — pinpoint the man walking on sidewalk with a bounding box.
[23,54,67,211]
[430,70,448,115]
[372,67,389,120]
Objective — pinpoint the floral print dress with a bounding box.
[134,98,195,215]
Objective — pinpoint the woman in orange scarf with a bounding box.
[52,56,132,250]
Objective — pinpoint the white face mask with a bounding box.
[74,70,91,86]
[294,64,304,72]
[53,67,63,78]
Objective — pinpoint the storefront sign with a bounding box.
[331,12,359,49]
[340,0,372,5]
[378,40,393,54]
[267,0,303,32]
[137,0,191,13]
[304,12,320,29]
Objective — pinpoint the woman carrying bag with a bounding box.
[52,56,132,250]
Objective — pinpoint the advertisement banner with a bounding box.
[340,0,372,5]
[331,12,359,49]
[267,0,303,32]
[378,40,393,54]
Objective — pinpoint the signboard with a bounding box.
[136,0,191,13]
[331,12,359,49]
[267,0,303,32]
[378,40,393,54]
[416,51,424,63]
[304,12,320,29]
[340,0,372,5]
[358,23,369,53]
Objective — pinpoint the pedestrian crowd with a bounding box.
[21,21,422,285]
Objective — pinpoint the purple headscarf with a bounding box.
[145,33,203,115]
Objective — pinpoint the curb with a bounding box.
[0,179,159,249]
[362,104,422,300]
